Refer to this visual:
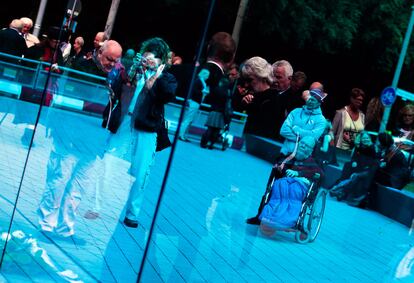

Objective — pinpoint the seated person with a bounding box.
[246,136,323,228]
[392,104,414,154]
[375,132,410,190]
[329,131,379,206]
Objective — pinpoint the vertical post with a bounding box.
[33,0,49,37]
[232,0,249,47]
[379,5,414,133]
[104,0,121,39]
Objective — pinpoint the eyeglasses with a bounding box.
[403,114,414,117]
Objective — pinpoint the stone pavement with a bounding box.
[0,96,412,282]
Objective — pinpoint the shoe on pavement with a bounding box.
[246,216,260,225]
[123,217,139,228]
[84,210,100,220]
[179,136,191,142]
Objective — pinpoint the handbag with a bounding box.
[156,119,171,152]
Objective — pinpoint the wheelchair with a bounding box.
[261,167,327,244]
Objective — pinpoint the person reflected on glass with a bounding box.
[37,40,123,237]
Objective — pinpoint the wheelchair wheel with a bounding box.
[295,189,327,243]
[295,229,310,244]
[308,189,327,242]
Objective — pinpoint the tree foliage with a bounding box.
[244,0,413,72]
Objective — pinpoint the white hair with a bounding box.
[20,17,33,28]
[241,56,274,84]
[272,60,293,78]
[10,19,23,31]
[75,36,84,47]
[101,40,122,55]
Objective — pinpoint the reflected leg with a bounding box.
[55,157,96,236]
[38,151,75,232]
[179,100,199,139]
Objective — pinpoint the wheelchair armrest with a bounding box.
[312,173,321,181]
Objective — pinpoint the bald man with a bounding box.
[37,40,124,236]
[0,19,27,57]
[76,40,123,76]
[302,82,326,101]
[85,31,107,60]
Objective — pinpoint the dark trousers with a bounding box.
[200,127,221,148]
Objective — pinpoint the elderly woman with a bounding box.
[332,88,366,150]
[246,136,323,225]
[258,136,323,230]
[236,56,285,140]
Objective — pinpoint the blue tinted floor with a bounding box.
[0,96,412,282]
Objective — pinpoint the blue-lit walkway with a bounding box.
[0,96,412,282]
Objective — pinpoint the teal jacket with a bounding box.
[280,106,326,155]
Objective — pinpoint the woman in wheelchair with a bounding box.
[246,136,324,232]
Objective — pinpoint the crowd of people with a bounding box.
[0,16,413,237]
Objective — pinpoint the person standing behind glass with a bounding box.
[332,88,366,150]
[199,32,236,148]
[103,37,177,228]
[178,68,210,142]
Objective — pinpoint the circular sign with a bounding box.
[380,87,396,106]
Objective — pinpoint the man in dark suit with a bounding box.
[0,19,27,58]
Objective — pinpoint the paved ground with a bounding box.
[0,96,413,282]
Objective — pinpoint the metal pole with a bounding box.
[33,0,48,37]
[104,0,121,39]
[232,0,249,47]
[136,0,217,280]
[379,5,414,133]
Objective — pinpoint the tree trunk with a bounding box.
[33,0,49,38]
[232,0,249,48]
[104,0,121,39]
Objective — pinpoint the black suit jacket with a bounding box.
[243,88,287,141]
[0,28,27,57]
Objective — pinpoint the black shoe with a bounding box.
[123,217,138,228]
[179,136,191,142]
[246,216,260,225]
